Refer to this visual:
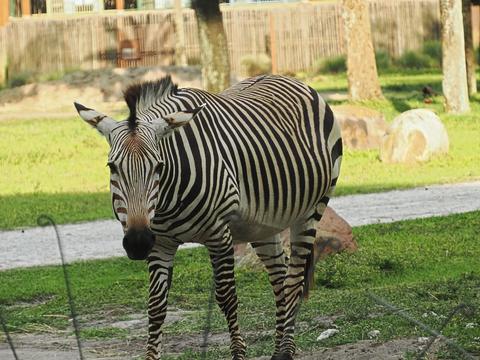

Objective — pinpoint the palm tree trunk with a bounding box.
[462,0,477,95]
[342,0,383,100]
[441,0,470,113]
[191,0,230,93]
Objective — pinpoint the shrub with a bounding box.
[240,54,272,77]
[313,55,346,74]
[8,72,31,88]
[422,40,442,68]
[396,50,432,70]
[375,50,392,72]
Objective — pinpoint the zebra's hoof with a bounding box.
[271,353,294,360]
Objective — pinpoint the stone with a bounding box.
[234,207,357,268]
[331,104,388,149]
[380,109,449,163]
[316,328,339,341]
[314,206,357,263]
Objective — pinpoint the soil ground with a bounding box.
[0,331,426,360]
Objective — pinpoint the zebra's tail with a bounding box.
[303,102,343,300]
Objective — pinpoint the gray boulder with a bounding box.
[380,109,449,163]
[331,104,388,150]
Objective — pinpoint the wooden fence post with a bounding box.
[0,0,8,87]
[269,12,277,74]
[21,0,31,16]
[116,0,125,10]
[0,0,9,26]
[174,0,187,66]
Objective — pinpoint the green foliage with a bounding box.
[396,50,433,70]
[422,40,442,67]
[375,50,392,72]
[393,41,441,70]
[240,54,272,77]
[5,67,80,88]
[313,55,347,74]
[0,212,478,359]
[7,72,31,88]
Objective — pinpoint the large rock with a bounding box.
[234,207,357,269]
[331,104,388,150]
[380,109,449,163]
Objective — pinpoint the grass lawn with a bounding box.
[1,70,479,229]
[0,212,479,359]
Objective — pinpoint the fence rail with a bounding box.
[0,0,441,78]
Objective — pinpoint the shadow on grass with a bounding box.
[389,98,412,113]
[0,192,113,230]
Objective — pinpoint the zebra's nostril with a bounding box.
[123,227,155,260]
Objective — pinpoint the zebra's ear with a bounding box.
[74,102,117,138]
[153,104,206,136]
[164,104,205,128]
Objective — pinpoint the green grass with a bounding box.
[308,70,480,195]
[0,212,479,359]
[1,71,480,228]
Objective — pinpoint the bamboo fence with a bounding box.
[0,0,441,77]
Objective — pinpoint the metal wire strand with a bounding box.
[0,306,19,360]
[367,292,475,360]
[37,215,84,360]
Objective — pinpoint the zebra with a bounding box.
[74,74,342,360]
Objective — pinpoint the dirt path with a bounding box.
[0,332,425,360]
[1,181,479,271]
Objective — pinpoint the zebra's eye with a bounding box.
[154,163,163,173]
[107,162,117,173]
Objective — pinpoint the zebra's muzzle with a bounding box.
[123,227,155,260]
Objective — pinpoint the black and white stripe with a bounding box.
[76,74,342,360]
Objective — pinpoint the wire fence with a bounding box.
[0,214,477,359]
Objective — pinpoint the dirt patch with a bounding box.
[0,66,204,121]
[1,333,433,360]
[0,309,435,360]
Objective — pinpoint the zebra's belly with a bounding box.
[226,211,286,243]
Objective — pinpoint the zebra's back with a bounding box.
[202,75,340,233]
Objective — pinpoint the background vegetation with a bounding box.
[1,70,479,229]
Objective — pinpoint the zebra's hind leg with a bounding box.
[145,238,179,360]
[251,235,288,355]
[275,207,326,360]
[205,226,246,360]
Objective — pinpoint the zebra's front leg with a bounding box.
[274,211,322,360]
[145,238,179,360]
[206,226,246,360]
[251,236,287,355]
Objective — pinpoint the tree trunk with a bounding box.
[441,0,470,113]
[462,0,477,95]
[342,0,383,101]
[191,0,230,93]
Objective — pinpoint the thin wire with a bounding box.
[367,292,475,360]
[0,306,19,360]
[37,215,84,360]
[200,275,216,360]
[416,304,468,360]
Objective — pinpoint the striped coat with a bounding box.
[75,75,342,360]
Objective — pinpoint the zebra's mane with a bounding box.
[124,76,178,130]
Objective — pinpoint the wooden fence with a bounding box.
[0,0,441,78]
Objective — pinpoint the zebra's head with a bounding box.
[74,78,204,260]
